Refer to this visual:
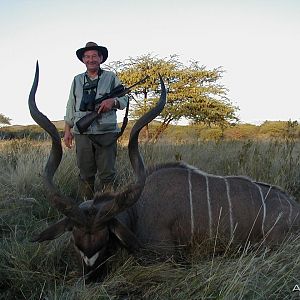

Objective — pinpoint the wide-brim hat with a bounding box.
[76,42,108,63]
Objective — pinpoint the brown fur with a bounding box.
[29,63,300,280]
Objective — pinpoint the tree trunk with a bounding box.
[151,118,172,143]
[145,124,150,141]
[143,90,151,142]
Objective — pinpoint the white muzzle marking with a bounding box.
[79,251,100,267]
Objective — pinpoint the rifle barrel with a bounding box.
[75,75,150,134]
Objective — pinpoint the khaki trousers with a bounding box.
[75,133,117,187]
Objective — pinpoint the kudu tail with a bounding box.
[128,75,167,183]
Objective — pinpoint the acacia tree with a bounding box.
[108,54,238,141]
[0,113,11,127]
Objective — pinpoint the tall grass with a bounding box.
[0,138,300,299]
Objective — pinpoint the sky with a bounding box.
[0,0,299,125]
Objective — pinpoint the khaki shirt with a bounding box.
[64,70,128,134]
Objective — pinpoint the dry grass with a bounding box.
[0,138,300,299]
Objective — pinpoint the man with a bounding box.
[64,42,128,198]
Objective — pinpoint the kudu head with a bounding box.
[29,61,166,276]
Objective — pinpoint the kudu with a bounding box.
[29,62,300,279]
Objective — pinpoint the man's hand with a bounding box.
[97,98,115,114]
[64,123,73,149]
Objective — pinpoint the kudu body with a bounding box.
[29,62,300,278]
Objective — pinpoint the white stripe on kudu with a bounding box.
[224,178,234,238]
[187,165,222,239]
[206,175,212,238]
[188,169,194,237]
[256,184,266,236]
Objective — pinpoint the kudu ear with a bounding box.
[93,183,144,229]
[109,218,141,251]
[31,217,73,242]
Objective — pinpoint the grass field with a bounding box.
[0,138,300,299]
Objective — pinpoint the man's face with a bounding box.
[82,50,103,72]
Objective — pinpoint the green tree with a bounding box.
[0,113,11,126]
[259,121,289,138]
[224,124,259,140]
[109,54,238,141]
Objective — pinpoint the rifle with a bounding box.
[76,76,149,134]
